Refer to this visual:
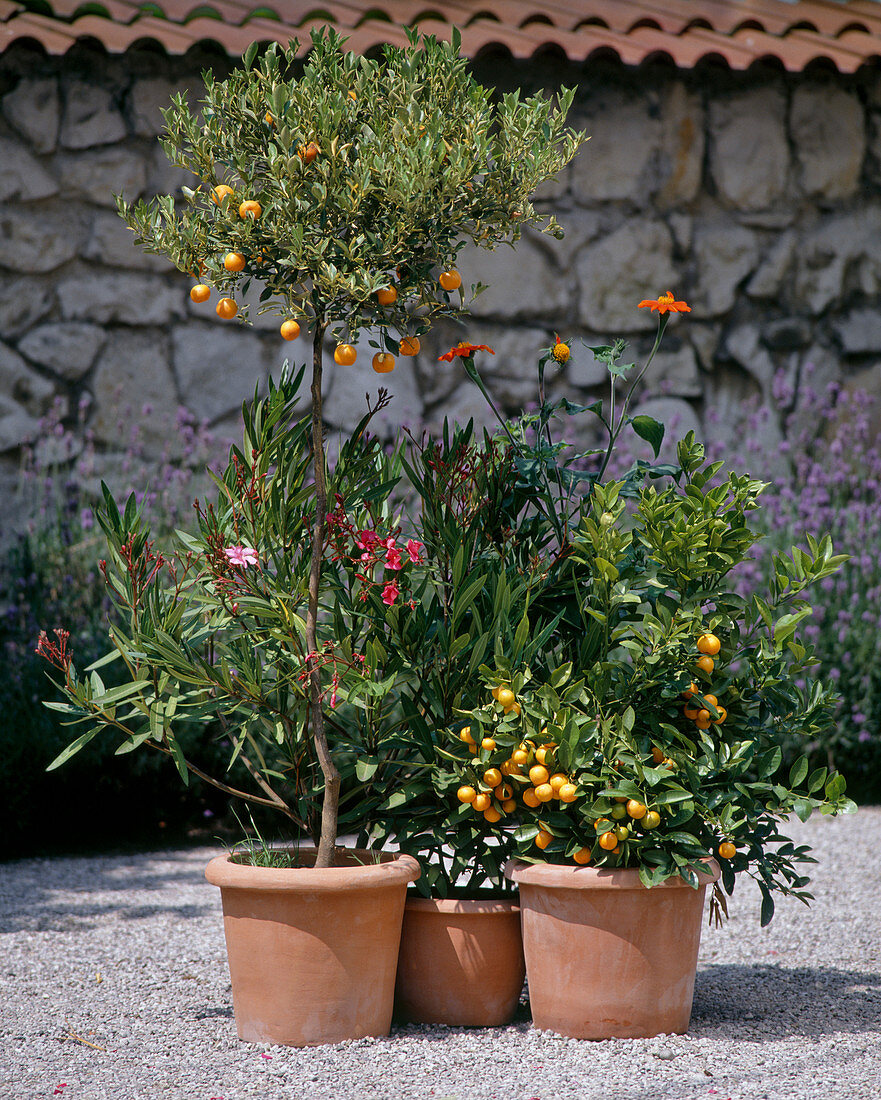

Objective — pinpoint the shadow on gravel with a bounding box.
[0,854,217,933]
[691,962,881,1039]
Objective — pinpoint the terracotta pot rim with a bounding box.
[404,895,520,915]
[505,857,720,890]
[205,848,421,892]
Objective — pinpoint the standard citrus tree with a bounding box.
[54,28,583,867]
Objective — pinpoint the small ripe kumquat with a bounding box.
[484,807,502,824]
[238,200,262,220]
[599,831,618,851]
[626,800,647,820]
[572,847,591,864]
[512,749,529,766]
[224,252,246,272]
[522,788,540,809]
[696,655,715,674]
[713,705,728,724]
[438,269,462,291]
[481,737,496,751]
[372,352,395,374]
[483,768,502,788]
[682,681,699,700]
[280,319,301,341]
[457,786,477,804]
[502,798,516,813]
[684,705,700,720]
[399,336,420,356]
[190,284,211,303]
[472,793,491,813]
[559,783,578,803]
[299,141,320,163]
[215,297,238,319]
[651,745,665,764]
[459,727,474,744]
[334,344,357,366]
[534,783,554,803]
[718,841,736,859]
[496,687,515,709]
[535,830,552,850]
[697,632,721,656]
[376,285,398,305]
[528,765,549,786]
[211,184,234,204]
[643,810,661,829]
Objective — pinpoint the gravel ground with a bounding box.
[1,808,879,1100]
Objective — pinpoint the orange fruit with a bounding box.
[483,807,502,823]
[472,793,491,813]
[718,841,736,859]
[497,783,513,801]
[528,765,549,786]
[610,804,627,820]
[334,344,357,366]
[211,184,234,204]
[614,825,630,842]
[481,737,496,751]
[549,773,567,793]
[189,283,211,303]
[501,798,516,813]
[522,789,540,809]
[626,800,647,820]
[264,111,274,126]
[713,705,728,724]
[457,786,477,804]
[399,336,420,356]
[643,810,661,829]
[558,783,578,803]
[483,768,502,788]
[534,783,554,803]
[572,847,591,864]
[682,681,699,700]
[438,269,462,291]
[684,705,700,720]
[299,141,320,163]
[595,817,610,832]
[695,710,711,730]
[512,749,529,766]
[507,701,522,716]
[376,286,398,306]
[215,297,238,319]
[651,746,664,764]
[224,252,246,272]
[599,831,618,851]
[696,655,714,674]
[458,727,475,744]
[697,633,721,656]
[496,687,515,709]
[280,319,301,341]
[703,694,719,709]
[372,352,395,374]
[535,830,552,850]
[238,200,262,220]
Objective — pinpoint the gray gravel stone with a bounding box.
[1,808,879,1099]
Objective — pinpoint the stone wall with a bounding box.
[2,43,881,531]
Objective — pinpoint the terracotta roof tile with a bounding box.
[2,0,881,71]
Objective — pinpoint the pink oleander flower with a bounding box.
[356,530,380,550]
[405,539,423,563]
[385,548,403,571]
[224,545,258,568]
[382,580,400,605]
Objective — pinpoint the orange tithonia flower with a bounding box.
[437,342,495,362]
[638,290,691,314]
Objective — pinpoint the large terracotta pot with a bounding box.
[205,848,420,1047]
[506,858,720,1039]
[394,896,525,1026]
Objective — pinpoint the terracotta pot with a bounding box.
[394,896,525,1026]
[205,848,420,1046]
[506,858,720,1039]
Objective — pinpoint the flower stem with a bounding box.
[306,319,340,868]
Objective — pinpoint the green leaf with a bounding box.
[788,756,809,788]
[630,415,665,458]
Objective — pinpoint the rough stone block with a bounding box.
[646,345,702,398]
[834,308,881,354]
[146,145,196,198]
[0,277,55,339]
[656,83,705,209]
[172,323,270,423]
[457,234,572,320]
[574,219,678,332]
[0,341,57,415]
[60,81,126,149]
[56,148,147,208]
[570,92,660,203]
[628,396,702,447]
[709,87,789,210]
[0,394,39,453]
[17,323,106,381]
[127,76,177,138]
[723,324,777,390]
[568,344,614,389]
[2,77,60,154]
[746,230,797,299]
[57,272,185,325]
[0,203,87,274]
[89,331,181,453]
[691,221,759,316]
[85,210,168,272]
[791,84,864,201]
[794,207,881,313]
[0,137,58,202]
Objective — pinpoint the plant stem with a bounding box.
[306,319,340,868]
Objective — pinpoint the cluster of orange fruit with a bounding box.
[188,180,461,372]
[682,633,728,729]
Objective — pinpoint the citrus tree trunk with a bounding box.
[306,320,341,868]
